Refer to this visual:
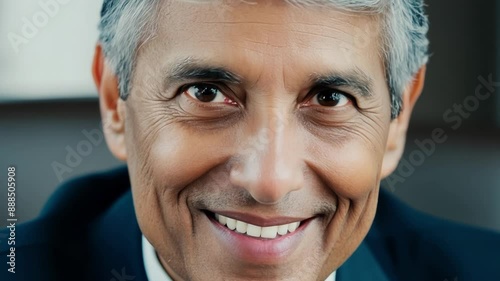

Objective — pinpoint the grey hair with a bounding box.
[98,0,429,118]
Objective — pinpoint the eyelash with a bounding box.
[305,87,356,108]
[179,83,238,105]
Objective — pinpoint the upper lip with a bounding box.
[206,210,312,227]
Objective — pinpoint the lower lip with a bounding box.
[208,214,311,264]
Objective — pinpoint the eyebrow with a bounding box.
[164,58,242,86]
[310,68,374,99]
[163,58,374,98]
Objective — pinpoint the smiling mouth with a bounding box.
[210,212,302,239]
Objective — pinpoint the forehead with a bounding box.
[141,0,386,93]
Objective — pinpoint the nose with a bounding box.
[230,112,304,204]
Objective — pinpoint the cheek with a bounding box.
[126,116,238,267]
[335,144,381,197]
[149,131,201,193]
[136,123,234,200]
[309,136,384,200]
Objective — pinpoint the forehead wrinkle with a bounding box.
[196,24,358,54]
[195,1,379,35]
[194,14,378,56]
[158,0,381,53]
[201,19,357,35]
[200,37,350,55]
[200,17,358,40]
[198,36,350,52]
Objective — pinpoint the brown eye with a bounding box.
[312,90,350,107]
[182,83,237,105]
[183,83,223,102]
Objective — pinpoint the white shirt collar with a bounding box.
[142,235,336,281]
[143,235,173,281]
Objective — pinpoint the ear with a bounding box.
[381,66,426,178]
[92,44,127,161]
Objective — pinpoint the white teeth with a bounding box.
[236,221,247,233]
[226,218,236,230]
[288,222,299,232]
[277,224,289,235]
[261,226,278,239]
[214,214,301,239]
[246,224,262,237]
[217,214,227,225]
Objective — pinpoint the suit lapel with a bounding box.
[87,190,148,281]
[336,240,390,281]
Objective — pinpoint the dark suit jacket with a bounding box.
[1,167,499,281]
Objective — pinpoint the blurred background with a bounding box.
[0,0,499,232]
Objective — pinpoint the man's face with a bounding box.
[123,1,392,280]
